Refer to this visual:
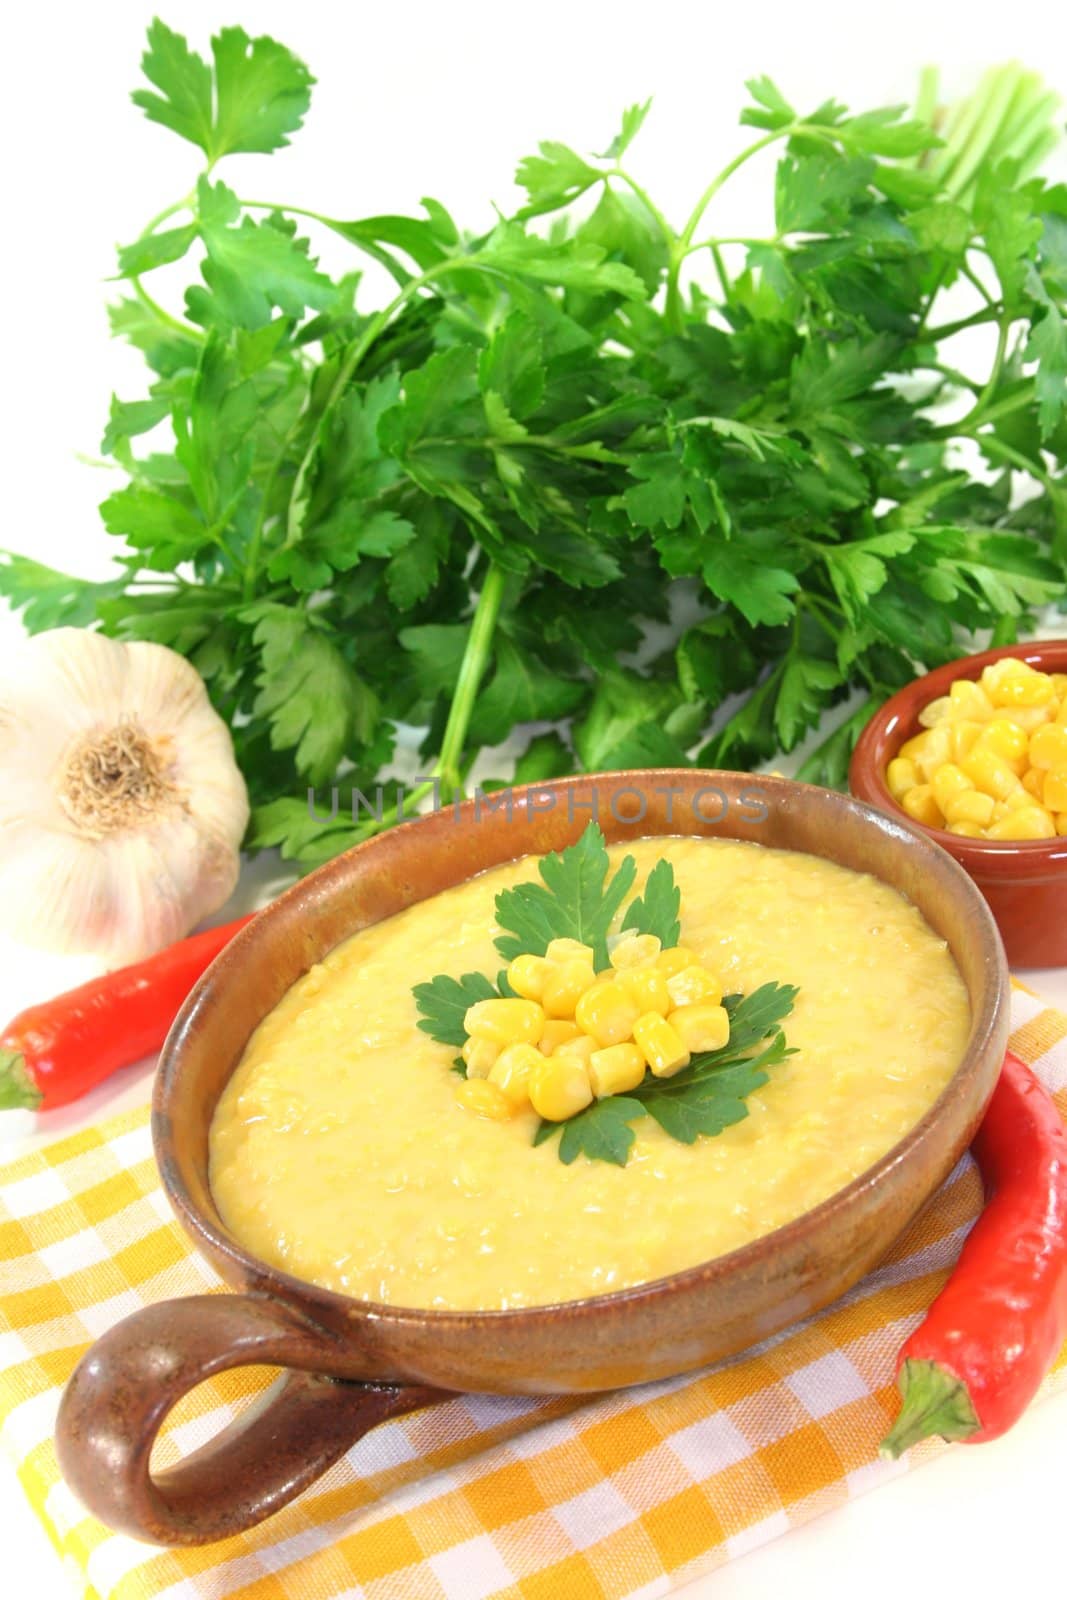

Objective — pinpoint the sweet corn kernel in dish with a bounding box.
[616,965,671,1017]
[545,938,596,964]
[555,1033,597,1067]
[529,1053,594,1121]
[671,1002,731,1053]
[655,944,696,977]
[949,720,985,761]
[574,982,641,1046]
[539,1019,581,1054]
[609,933,661,969]
[901,784,943,827]
[665,965,723,1008]
[456,1078,515,1120]
[542,958,596,1018]
[1045,770,1067,813]
[464,998,545,1046]
[507,953,550,1001]
[488,1042,541,1108]
[633,1013,691,1078]
[884,661,1066,839]
[944,789,996,827]
[1030,724,1067,771]
[461,1036,500,1079]
[588,1042,646,1098]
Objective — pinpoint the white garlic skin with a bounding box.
[0,628,250,964]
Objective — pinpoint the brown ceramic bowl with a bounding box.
[849,639,1067,968]
[55,772,1009,1546]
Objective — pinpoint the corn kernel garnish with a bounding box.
[529,1053,594,1121]
[414,825,796,1167]
[456,942,735,1118]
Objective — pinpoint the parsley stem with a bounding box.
[240,198,332,225]
[709,243,731,299]
[952,384,1034,431]
[939,313,1012,434]
[979,433,1059,495]
[683,234,776,257]
[972,314,1011,408]
[960,257,997,307]
[923,305,1002,341]
[139,196,194,235]
[680,130,789,252]
[130,275,202,340]
[125,193,204,339]
[325,566,506,846]
[926,361,982,394]
[915,264,949,336]
[435,563,507,793]
[666,122,836,331]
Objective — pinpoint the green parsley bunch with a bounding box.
[2,23,1065,862]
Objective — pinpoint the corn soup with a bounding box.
[210,837,970,1309]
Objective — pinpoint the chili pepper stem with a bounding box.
[0,1049,42,1112]
[880,1358,980,1459]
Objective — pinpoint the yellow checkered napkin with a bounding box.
[2,988,1066,1600]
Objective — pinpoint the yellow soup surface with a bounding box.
[210,837,970,1309]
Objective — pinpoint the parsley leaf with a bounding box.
[477,224,647,300]
[719,983,800,1054]
[702,538,800,628]
[468,636,586,747]
[740,76,796,131]
[596,100,653,162]
[639,1054,777,1143]
[211,26,314,157]
[516,142,602,217]
[413,971,501,1048]
[195,179,336,329]
[132,20,312,162]
[131,20,214,153]
[494,822,637,969]
[621,859,681,946]
[247,606,378,784]
[558,1097,643,1166]
[0,555,127,633]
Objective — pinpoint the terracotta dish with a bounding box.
[850,639,1067,968]
[55,772,1009,1545]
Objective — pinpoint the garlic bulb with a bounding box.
[0,627,249,964]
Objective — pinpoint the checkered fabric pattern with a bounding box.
[1,986,1065,1600]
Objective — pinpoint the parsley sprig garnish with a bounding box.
[413,824,798,1165]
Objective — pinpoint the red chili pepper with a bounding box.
[0,915,255,1112]
[882,1049,1067,1455]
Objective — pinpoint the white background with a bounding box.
[3,1,1067,1594]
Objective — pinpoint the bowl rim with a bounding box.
[850,638,1067,860]
[155,769,1010,1330]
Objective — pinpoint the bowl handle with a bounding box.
[54,1293,447,1545]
